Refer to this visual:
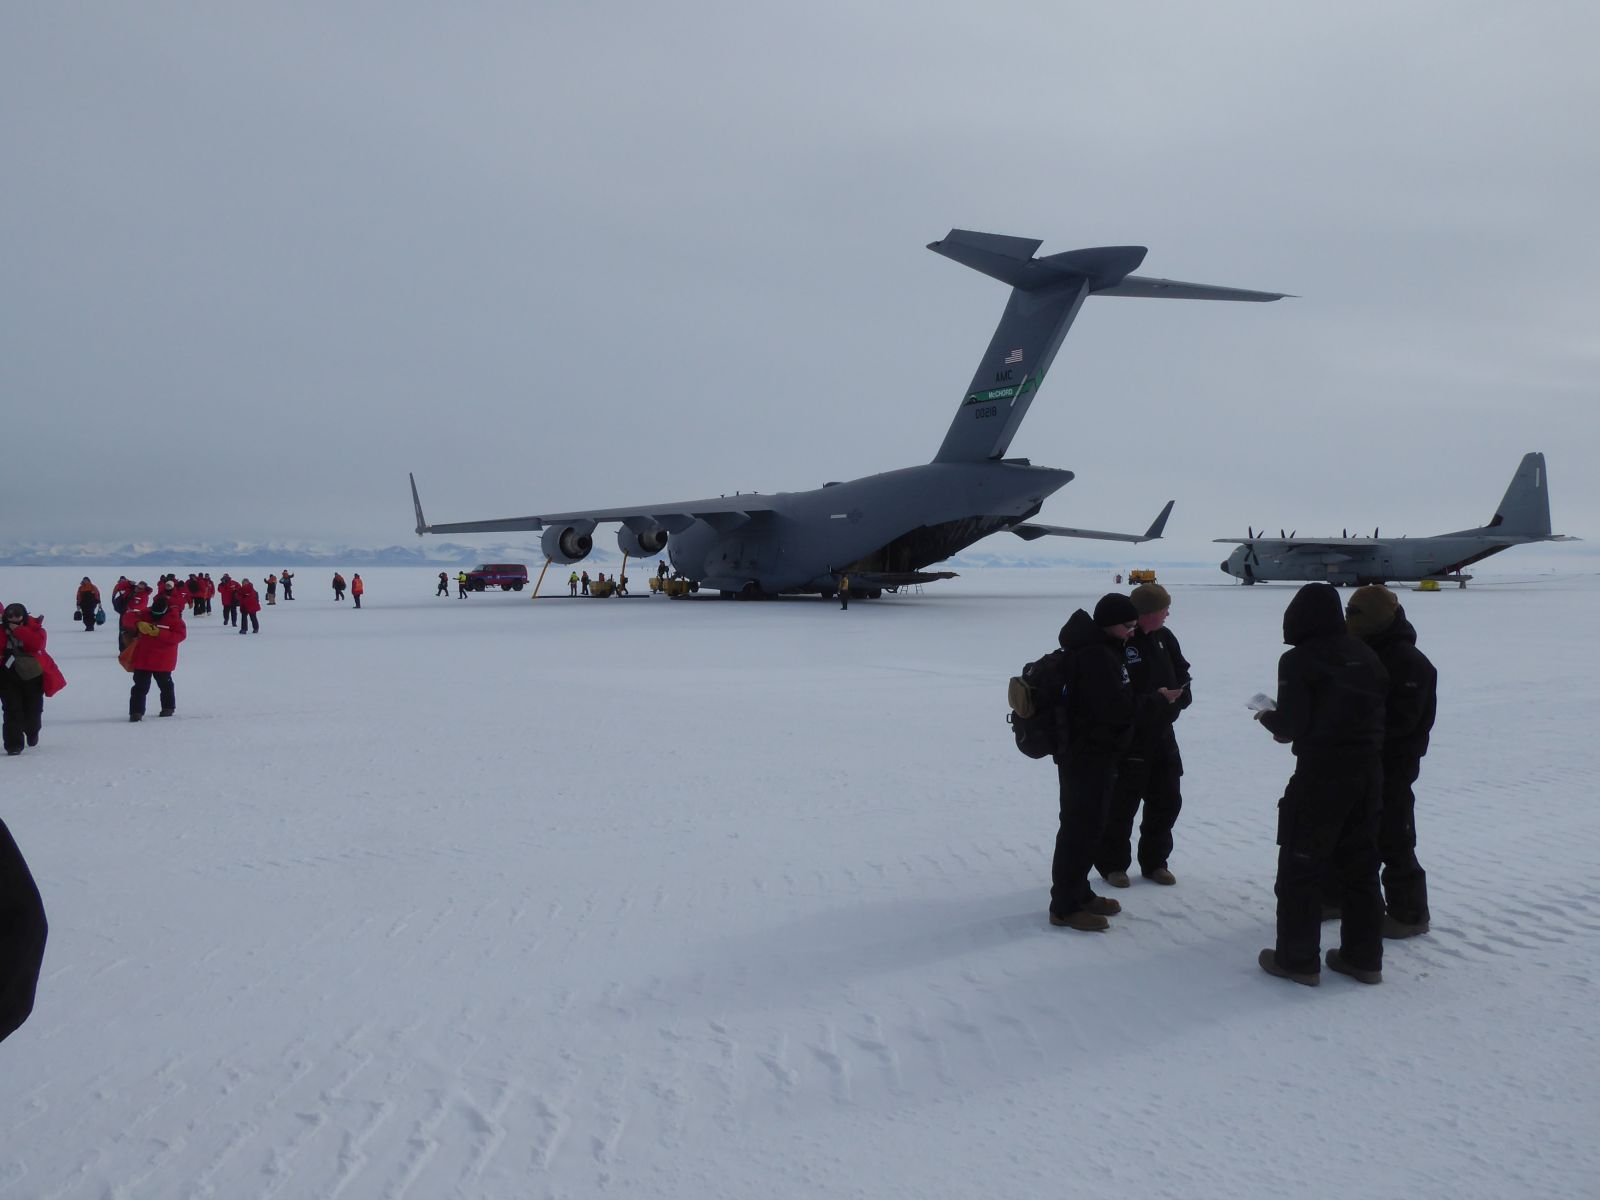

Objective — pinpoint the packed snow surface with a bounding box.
[3,564,1596,1199]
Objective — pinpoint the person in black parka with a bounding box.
[0,817,48,1043]
[1097,583,1192,887]
[1048,593,1140,931]
[1257,582,1389,986]
[1346,585,1437,937]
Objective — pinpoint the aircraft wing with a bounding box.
[1012,500,1173,545]
[837,570,959,589]
[411,474,773,536]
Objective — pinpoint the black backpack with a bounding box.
[1007,649,1072,759]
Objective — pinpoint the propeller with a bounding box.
[1373,526,1379,539]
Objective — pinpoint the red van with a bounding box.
[464,564,529,591]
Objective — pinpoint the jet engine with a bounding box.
[616,526,668,557]
[541,521,596,564]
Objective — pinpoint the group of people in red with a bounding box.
[4,568,372,750]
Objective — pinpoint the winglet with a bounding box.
[410,472,429,536]
[1143,499,1175,541]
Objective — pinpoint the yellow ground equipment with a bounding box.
[646,576,699,597]
[590,578,617,598]
[1415,579,1441,592]
[1129,569,1158,585]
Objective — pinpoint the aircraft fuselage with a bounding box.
[1219,535,1531,585]
[669,460,1073,594]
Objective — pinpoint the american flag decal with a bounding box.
[1004,348,1023,364]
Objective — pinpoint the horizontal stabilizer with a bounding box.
[1012,500,1174,544]
[1099,275,1292,302]
[928,230,1147,292]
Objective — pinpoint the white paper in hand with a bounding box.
[1247,693,1277,713]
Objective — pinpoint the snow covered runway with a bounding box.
[3,565,1596,1198]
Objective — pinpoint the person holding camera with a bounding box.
[2,605,65,755]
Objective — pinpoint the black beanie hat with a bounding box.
[1092,592,1139,627]
[1346,584,1399,641]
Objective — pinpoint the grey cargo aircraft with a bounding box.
[1217,452,1576,586]
[411,229,1286,598]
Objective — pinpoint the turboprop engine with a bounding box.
[616,526,668,557]
[541,521,596,564]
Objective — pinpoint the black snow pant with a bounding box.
[1378,756,1429,925]
[353,593,361,608]
[1051,753,1120,918]
[282,579,293,600]
[1275,756,1384,976]
[0,816,48,1044]
[438,581,449,596]
[0,670,44,754]
[240,612,259,634]
[129,670,175,717]
[79,602,97,632]
[1097,737,1183,876]
[222,602,237,626]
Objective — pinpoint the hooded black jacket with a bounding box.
[1057,609,1135,760]
[0,817,47,1043]
[1259,583,1387,762]
[1363,607,1437,762]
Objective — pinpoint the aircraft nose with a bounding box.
[1220,560,1231,573]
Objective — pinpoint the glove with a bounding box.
[137,621,159,637]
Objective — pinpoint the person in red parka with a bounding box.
[75,578,101,632]
[236,579,261,635]
[351,573,365,609]
[160,575,190,613]
[217,575,238,627]
[127,597,186,721]
[119,583,152,652]
[2,604,66,755]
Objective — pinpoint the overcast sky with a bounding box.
[4,2,1596,562]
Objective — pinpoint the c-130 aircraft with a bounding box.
[411,230,1286,598]
[1217,451,1576,586]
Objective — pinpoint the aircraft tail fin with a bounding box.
[928,230,1286,463]
[1482,451,1553,537]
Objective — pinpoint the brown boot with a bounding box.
[1084,894,1121,916]
[1326,949,1382,985]
[1382,914,1429,939]
[1258,948,1319,986]
[1143,867,1177,886]
[1101,870,1131,888]
[1050,909,1110,932]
